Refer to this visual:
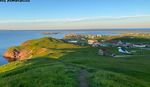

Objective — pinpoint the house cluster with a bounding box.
[63,33,149,48]
[64,33,102,39]
[88,40,148,48]
[64,38,149,48]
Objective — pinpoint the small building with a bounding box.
[92,42,101,47]
[63,39,78,44]
[88,40,98,45]
[68,40,78,43]
[133,44,146,48]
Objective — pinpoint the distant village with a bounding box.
[63,33,150,48]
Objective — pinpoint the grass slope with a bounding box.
[0,58,78,87]
[5,37,82,59]
[0,37,150,87]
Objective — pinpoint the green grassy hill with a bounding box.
[0,37,150,87]
[4,37,82,60]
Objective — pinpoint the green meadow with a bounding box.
[0,37,150,87]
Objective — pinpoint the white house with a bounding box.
[133,44,146,48]
[88,40,98,45]
[68,40,78,44]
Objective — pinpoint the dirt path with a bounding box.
[78,69,89,87]
[58,60,89,87]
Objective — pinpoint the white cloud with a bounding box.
[0,15,150,23]
[0,15,150,29]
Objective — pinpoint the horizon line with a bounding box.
[0,28,150,31]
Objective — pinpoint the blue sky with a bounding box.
[0,0,150,29]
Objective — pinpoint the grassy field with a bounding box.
[0,37,150,87]
[112,36,150,44]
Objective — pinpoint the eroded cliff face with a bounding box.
[4,48,21,61]
[3,47,48,61]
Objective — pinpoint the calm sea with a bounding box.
[0,29,150,65]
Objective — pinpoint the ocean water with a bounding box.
[0,29,150,65]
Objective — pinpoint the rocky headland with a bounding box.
[3,37,80,61]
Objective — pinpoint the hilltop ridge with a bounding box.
[3,37,81,61]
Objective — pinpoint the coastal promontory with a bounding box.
[3,37,80,61]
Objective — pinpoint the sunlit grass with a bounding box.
[1,37,150,87]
